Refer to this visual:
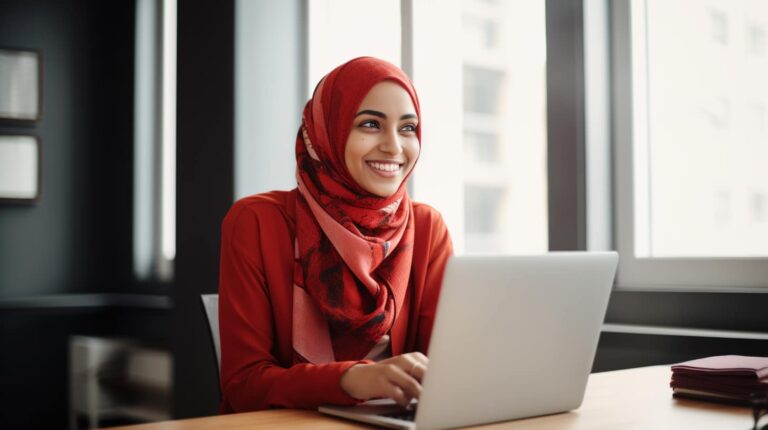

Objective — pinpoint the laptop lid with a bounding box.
[319,251,618,430]
[415,251,618,429]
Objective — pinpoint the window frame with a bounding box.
[611,0,768,291]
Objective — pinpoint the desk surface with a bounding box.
[108,365,754,429]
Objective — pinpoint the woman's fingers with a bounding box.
[409,362,426,381]
[376,354,430,405]
[384,364,422,401]
[385,385,411,408]
[341,353,430,405]
[410,351,428,366]
[397,353,428,382]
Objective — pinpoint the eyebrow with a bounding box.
[355,109,418,121]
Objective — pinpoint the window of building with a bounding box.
[749,25,766,55]
[751,192,766,222]
[464,131,499,164]
[747,102,766,144]
[463,66,504,115]
[711,10,729,45]
[463,15,499,50]
[464,185,504,234]
[713,190,732,224]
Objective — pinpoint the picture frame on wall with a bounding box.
[0,48,43,122]
[0,135,41,203]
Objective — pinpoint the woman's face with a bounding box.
[344,81,420,198]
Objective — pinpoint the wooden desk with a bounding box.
[108,365,755,429]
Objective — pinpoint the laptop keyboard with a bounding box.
[378,406,417,422]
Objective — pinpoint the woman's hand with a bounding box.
[340,352,428,407]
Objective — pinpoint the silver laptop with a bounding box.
[319,251,619,430]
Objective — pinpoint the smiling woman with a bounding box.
[344,81,420,198]
[218,57,453,412]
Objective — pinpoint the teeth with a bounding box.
[368,162,401,172]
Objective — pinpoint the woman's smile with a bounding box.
[365,160,405,177]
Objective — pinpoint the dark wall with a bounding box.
[0,1,171,428]
[173,0,235,418]
[593,290,768,371]
[594,332,768,372]
[0,0,236,425]
[0,0,135,296]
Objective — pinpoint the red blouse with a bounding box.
[218,189,453,412]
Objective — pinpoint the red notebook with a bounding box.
[670,355,768,405]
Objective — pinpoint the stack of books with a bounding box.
[671,355,768,405]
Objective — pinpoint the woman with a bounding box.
[219,57,453,412]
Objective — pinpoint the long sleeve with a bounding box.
[218,198,364,412]
[415,209,454,354]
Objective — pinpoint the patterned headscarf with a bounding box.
[292,57,421,362]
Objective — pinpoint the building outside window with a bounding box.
[457,0,548,254]
[636,0,768,258]
[613,0,768,289]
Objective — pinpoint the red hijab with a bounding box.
[292,57,421,362]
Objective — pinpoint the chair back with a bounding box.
[200,294,220,373]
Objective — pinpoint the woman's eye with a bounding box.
[360,120,379,129]
[401,124,417,132]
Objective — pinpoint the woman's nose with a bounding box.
[378,128,404,154]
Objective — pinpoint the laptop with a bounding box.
[319,251,619,430]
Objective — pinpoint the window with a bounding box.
[463,66,503,114]
[306,0,548,255]
[235,0,304,198]
[747,103,766,143]
[307,0,401,94]
[749,25,766,55]
[464,185,504,233]
[612,0,768,289]
[411,0,548,255]
[133,0,176,281]
[751,192,767,222]
[713,190,732,225]
[710,10,729,45]
[464,131,499,164]
[463,16,499,50]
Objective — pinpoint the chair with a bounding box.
[69,336,171,430]
[200,294,221,373]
